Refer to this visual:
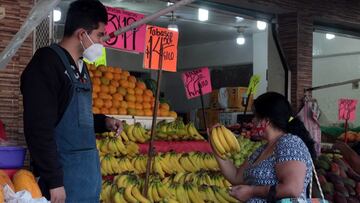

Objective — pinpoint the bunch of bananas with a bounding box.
[97,137,127,156]
[124,123,150,143]
[198,185,238,203]
[210,125,240,159]
[100,154,121,175]
[162,171,231,188]
[156,119,204,141]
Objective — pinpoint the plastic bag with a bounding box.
[3,185,49,203]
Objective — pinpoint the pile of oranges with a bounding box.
[87,64,177,118]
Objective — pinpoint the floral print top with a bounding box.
[243,134,313,203]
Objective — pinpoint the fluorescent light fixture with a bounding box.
[236,34,245,45]
[257,20,267,30]
[168,24,178,32]
[53,9,61,22]
[167,2,174,6]
[198,8,209,21]
[326,33,335,40]
[236,16,244,22]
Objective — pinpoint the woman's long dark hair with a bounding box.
[253,92,317,160]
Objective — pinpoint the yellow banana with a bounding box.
[124,185,138,203]
[216,127,231,153]
[147,184,154,202]
[153,160,165,178]
[116,175,128,188]
[213,188,229,203]
[175,185,188,203]
[211,128,227,159]
[133,125,146,143]
[107,139,117,153]
[110,156,119,174]
[218,188,238,203]
[100,139,110,153]
[187,186,205,203]
[221,125,240,153]
[132,185,151,203]
[126,125,137,142]
[113,190,127,203]
[173,172,185,183]
[151,184,162,202]
[120,131,129,142]
[115,138,126,152]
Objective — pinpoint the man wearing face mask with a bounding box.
[20,0,122,202]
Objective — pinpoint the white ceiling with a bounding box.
[56,0,264,46]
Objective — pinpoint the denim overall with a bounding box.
[50,44,101,202]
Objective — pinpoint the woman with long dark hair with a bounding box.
[213,92,316,202]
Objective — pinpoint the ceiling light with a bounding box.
[198,8,209,22]
[236,34,245,45]
[167,2,174,6]
[326,33,335,40]
[257,20,267,30]
[53,9,61,22]
[168,24,178,32]
[236,16,244,22]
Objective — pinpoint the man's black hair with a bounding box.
[63,0,107,37]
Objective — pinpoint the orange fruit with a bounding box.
[125,95,136,102]
[89,71,94,78]
[93,107,100,114]
[110,80,119,88]
[109,107,118,115]
[92,77,101,86]
[136,109,144,116]
[101,107,109,114]
[98,93,110,100]
[135,88,143,95]
[127,88,135,95]
[127,108,136,116]
[120,101,128,109]
[112,93,123,101]
[127,101,136,109]
[143,102,151,109]
[128,76,137,83]
[117,87,127,96]
[92,92,98,99]
[100,85,109,93]
[144,109,152,116]
[114,73,121,81]
[98,65,107,72]
[160,103,170,111]
[109,85,117,94]
[104,72,114,80]
[118,108,127,115]
[88,64,97,71]
[113,67,122,74]
[136,81,146,90]
[128,82,136,89]
[93,84,100,93]
[135,102,143,110]
[135,95,143,102]
[169,111,177,118]
[94,70,102,78]
[122,70,130,77]
[119,74,128,81]
[104,99,112,108]
[144,89,153,97]
[120,80,129,88]
[112,100,121,108]
[100,77,110,86]
[94,98,104,108]
[143,95,151,102]
[160,109,169,117]
[107,66,115,73]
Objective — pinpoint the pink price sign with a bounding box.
[338,98,358,122]
[182,67,212,99]
[104,7,146,53]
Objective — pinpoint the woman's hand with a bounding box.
[229,185,254,202]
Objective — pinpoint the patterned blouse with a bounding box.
[243,134,313,203]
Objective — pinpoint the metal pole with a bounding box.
[198,83,208,131]
[102,0,195,42]
[143,40,164,197]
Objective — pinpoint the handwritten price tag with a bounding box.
[338,99,358,121]
[247,75,261,95]
[104,7,146,53]
[143,26,179,72]
[182,67,212,99]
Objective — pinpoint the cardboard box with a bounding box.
[196,108,221,129]
[210,87,254,111]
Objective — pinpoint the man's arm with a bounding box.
[21,48,63,189]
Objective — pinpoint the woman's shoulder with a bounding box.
[278,134,306,147]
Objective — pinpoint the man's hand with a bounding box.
[105,117,123,132]
[50,186,66,203]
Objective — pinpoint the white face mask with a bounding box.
[81,32,104,62]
